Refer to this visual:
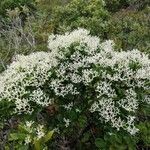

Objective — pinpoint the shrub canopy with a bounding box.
[0,29,149,137]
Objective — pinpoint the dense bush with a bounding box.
[51,0,109,37]
[105,0,150,12]
[104,0,130,12]
[0,29,149,149]
[32,0,71,43]
[0,0,150,149]
[0,0,35,17]
[50,0,150,54]
[107,7,150,53]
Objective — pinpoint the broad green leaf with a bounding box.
[43,130,54,143]
[95,138,106,148]
[34,139,41,150]
[9,133,26,141]
[81,132,90,142]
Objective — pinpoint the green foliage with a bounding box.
[105,0,150,12]
[0,0,35,18]
[0,0,70,72]
[33,0,71,42]
[107,7,150,53]
[50,0,150,53]
[128,0,150,10]
[6,121,54,149]
[105,0,130,12]
[138,121,150,146]
[51,0,109,38]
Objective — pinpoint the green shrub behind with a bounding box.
[50,0,150,53]
[51,0,109,38]
[107,7,150,53]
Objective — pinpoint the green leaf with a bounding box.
[18,145,29,150]
[34,139,41,150]
[78,115,87,128]
[81,132,90,142]
[43,130,54,143]
[110,134,122,144]
[18,125,29,133]
[95,138,106,148]
[9,133,26,141]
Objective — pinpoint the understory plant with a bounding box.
[0,28,150,149]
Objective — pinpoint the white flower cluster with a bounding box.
[48,28,100,56]
[36,124,45,139]
[96,81,116,98]
[47,28,149,135]
[25,135,31,145]
[30,88,52,107]
[0,28,149,135]
[24,121,46,145]
[63,118,71,128]
[63,102,73,110]
[118,89,138,112]
[0,52,57,113]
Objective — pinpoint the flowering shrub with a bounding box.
[0,28,150,149]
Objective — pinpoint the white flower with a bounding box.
[142,95,150,104]
[26,121,34,128]
[63,118,71,128]
[63,102,73,110]
[75,108,81,113]
[96,81,116,98]
[53,127,60,133]
[125,116,139,135]
[118,89,138,112]
[25,135,31,145]
[36,125,45,139]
